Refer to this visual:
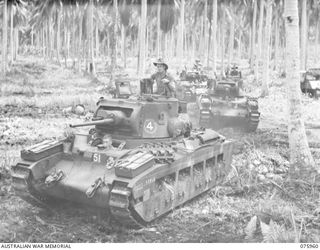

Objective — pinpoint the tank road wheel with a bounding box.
[246,112,260,132]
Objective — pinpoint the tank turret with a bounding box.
[213,80,241,99]
[72,95,191,139]
[197,78,260,132]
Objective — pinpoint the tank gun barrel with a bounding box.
[70,118,114,128]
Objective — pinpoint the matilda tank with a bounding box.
[198,79,260,132]
[11,80,234,227]
[300,68,320,98]
[177,67,215,113]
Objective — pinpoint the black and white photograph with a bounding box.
[0,0,320,246]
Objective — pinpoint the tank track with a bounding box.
[11,162,50,208]
[109,182,143,228]
[199,109,211,127]
[247,111,260,132]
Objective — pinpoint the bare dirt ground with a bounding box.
[0,57,320,243]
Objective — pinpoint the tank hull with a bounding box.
[199,111,260,132]
[12,131,233,227]
[197,95,260,132]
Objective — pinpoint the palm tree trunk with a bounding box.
[14,27,18,60]
[88,0,96,75]
[284,0,318,181]
[248,25,252,61]
[300,0,307,70]
[42,26,45,57]
[261,0,273,97]
[78,7,83,73]
[64,12,68,67]
[221,6,225,76]
[10,4,13,65]
[121,24,127,68]
[67,29,70,62]
[146,24,149,59]
[315,20,319,62]
[2,0,8,76]
[95,20,99,60]
[227,11,235,69]
[56,8,61,66]
[47,17,50,59]
[138,0,147,77]
[156,0,161,58]
[72,6,76,68]
[110,0,118,83]
[191,30,195,62]
[137,18,141,74]
[177,0,185,67]
[238,32,242,60]
[250,0,258,70]
[199,16,202,58]
[36,30,39,51]
[49,13,53,59]
[204,0,208,65]
[274,8,279,71]
[256,0,265,80]
[31,27,34,47]
[207,4,212,67]
[212,0,217,72]
[162,33,167,58]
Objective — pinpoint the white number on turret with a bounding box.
[144,119,157,134]
[93,153,101,163]
[146,121,154,131]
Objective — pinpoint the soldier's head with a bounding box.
[231,64,238,70]
[153,58,168,73]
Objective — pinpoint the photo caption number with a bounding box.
[300,244,318,249]
[93,153,101,163]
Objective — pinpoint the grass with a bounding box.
[0,93,100,113]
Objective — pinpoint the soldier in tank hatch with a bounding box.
[150,58,176,97]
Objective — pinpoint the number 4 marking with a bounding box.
[146,121,154,131]
[144,119,157,134]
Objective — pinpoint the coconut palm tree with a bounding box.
[256,0,264,80]
[1,0,8,76]
[225,2,235,68]
[300,0,307,70]
[160,0,176,58]
[260,0,273,97]
[211,0,217,72]
[87,0,95,75]
[250,0,258,70]
[119,0,131,68]
[138,0,147,76]
[177,0,184,67]
[309,0,320,60]
[284,0,319,181]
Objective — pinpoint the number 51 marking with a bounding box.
[93,153,101,163]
